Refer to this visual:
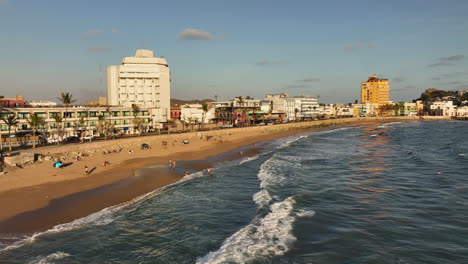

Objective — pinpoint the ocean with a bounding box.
[1,120,467,264]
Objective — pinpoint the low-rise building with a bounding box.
[336,105,354,118]
[0,106,154,140]
[429,101,456,116]
[0,95,27,108]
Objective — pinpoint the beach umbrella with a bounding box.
[53,161,62,168]
[141,143,149,148]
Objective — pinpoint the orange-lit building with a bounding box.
[360,75,390,104]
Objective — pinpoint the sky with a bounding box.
[1,0,468,104]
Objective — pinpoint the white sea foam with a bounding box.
[239,155,259,165]
[279,135,308,148]
[196,197,297,264]
[258,157,285,189]
[309,126,356,136]
[296,209,316,217]
[27,251,70,264]
[253,189,273,207]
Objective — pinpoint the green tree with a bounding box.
[57,92,76,140]
[202,103,209,128]
[78,116,86,142]
[27,113,45,148]
[2,114,19,135]
[294,108,300,122]
[132,117,144,136]
[51,112,63,143]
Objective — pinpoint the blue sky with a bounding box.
[1,0,467,104]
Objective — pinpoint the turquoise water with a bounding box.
[1,121,467,263]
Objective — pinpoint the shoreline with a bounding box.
[0,117,452,237]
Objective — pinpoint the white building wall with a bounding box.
[108,49,170,121]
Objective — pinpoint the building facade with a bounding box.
[361,75,390,104]
[0,106,153,140]
[107,49,170,118]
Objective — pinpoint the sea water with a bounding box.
[1,121,467,264]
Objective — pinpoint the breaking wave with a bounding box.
[27,251,70,264]
[196,197,298,264]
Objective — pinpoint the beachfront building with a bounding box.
[213,98,263,126]
[107,49,170,118]
[455,106,468,116]
[284,98,302,121]
[180,104,215,124]
[265,93,287,112]
[355,103,379,117]
[336,104,354,118]
[318,104,336,118]
[297,96,320,119]
[361,75,390,104]
[0,106,153,141]
[402,102,418,116]
[429,101,456,116]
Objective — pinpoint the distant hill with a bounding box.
[171,98,214,107]
[417,88,468,106]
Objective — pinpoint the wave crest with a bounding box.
[196,197,297,264]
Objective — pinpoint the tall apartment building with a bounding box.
[108,49,171,114]
[360,75,390,104]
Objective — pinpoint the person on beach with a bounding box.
[207,168,214,176]
[84,166,89,175]
[172,160,176,168]
[169,159,173,168]
[184,171,189,177]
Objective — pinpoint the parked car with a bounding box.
[63,136,80,144]
[82,135,95,140]
[221,124,233,128]
[47,138,61,144]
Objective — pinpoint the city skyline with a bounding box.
[1,0,468,104]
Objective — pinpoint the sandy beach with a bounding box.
[0,117,450,235]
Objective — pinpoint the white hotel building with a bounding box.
[107,49,170,121]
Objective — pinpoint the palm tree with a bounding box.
[132,117,144,136]
[131,104,141,136]
[294,108,300,122]
[2,114,19,135]
[97,114,106,137]
[187,117,194,131]
[78,116,86,142]
[57,92,76,140]
[202,103,209,129]
[27,113,45,148]
[51,112,63,143]
[105,106,112,137]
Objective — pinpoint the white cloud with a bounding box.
[178,28,212,40]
